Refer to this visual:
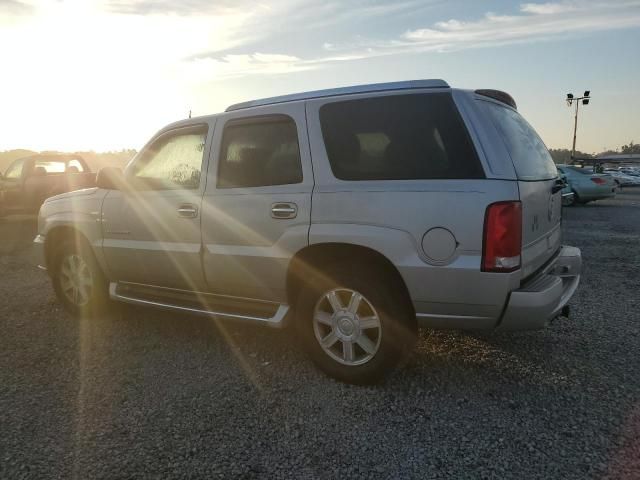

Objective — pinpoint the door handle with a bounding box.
[271,202,297,219]
[177,204,198,218]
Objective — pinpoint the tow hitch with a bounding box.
[551,305,571,324]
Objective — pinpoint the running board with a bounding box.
[109,282,289,328]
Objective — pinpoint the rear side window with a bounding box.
[66,159,85,173]
[481,101,557,181]
[218,116,303,188]
[35,160,66,173]
[319,93,484,181]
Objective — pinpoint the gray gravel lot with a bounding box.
[1,191,639,479]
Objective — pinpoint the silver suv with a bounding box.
[35,79,582,384]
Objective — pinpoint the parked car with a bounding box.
[34,80,582,384]
[604,169,640,187]
[618,166,640,176]
[0,154,95,217]
[556,165,616,205]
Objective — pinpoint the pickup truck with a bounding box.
[0,154,95,217]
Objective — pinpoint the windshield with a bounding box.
[566,166,593,175]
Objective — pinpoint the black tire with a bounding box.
[567,190,579,206]
[295,263,417,384]
[51,238,110,318]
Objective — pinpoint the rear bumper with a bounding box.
[497,245,581,331]
[578,187,616,201]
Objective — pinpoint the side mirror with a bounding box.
[96,167,126,190]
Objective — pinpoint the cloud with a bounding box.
[176,52,316,81]
[106,0,430,20]
[520,1,577,15]
[105,0,243,16]
[0,0,33,15]
[177,0,640,80]
[324,1,640,59]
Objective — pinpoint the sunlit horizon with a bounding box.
[1,0,639,153]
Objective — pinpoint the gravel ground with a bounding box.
[1,191,639,479]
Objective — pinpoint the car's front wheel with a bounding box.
[52,239,109,317]
[296,264,416,384]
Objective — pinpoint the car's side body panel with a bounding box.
[36,187,109,271]
[558,165,616,201]
[305,90,523,328]
[200,101,313,302]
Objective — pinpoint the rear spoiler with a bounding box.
[475,89,517,110]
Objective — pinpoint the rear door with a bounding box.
[200,102,312,302]
[480,100,562,279]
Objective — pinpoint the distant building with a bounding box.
[594,154,640,164]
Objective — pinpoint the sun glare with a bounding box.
[0,1,244,151]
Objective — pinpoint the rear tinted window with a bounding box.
[482,101,557,181]
[319,93,484,181]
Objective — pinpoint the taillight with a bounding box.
[591,177,606,185]
[482,201,522,272]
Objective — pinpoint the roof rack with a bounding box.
[225,79,450,112]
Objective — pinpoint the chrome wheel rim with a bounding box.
[59,254,92,307]
[313,288,382,366]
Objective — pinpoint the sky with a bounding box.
[0,0,639,153]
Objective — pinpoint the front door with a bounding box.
[201,103,313,302]
[101,123,213,290]
[1,158,27,213]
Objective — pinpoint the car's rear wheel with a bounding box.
[296,264,416,384]
[52,239,109,317]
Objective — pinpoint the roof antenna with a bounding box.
[188,109,192,119]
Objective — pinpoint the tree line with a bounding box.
[549,141,639,164]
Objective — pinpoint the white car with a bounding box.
[604,169,640,187]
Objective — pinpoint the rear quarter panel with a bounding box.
[307,181,522,320]
[305,90,523,322]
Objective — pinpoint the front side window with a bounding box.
[5,159,25,179]
[481,101,557,181]
[217,116,303,188]
[132,126,208,190]
[319,93,484,181]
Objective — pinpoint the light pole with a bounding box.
[566,90,591,164]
